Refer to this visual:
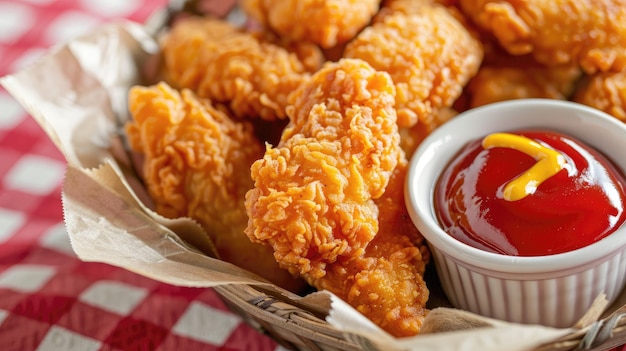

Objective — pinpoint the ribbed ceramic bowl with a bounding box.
[405,99,626,328]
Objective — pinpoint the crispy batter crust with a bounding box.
[459,0,626,74]
[574,71,626,122]
[468,65,582,107]
[245,59,430,336]
[245,59,401,278]
[320,161,430,337]
[241,0,382,48]
[126,82,304,291]
[344,2,483,128]
[161,17,317,121]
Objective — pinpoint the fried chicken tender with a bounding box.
[160,17,320,121]
[399,107,458,158]
[463,35,583,107]
[468,64,582,107]
[249,29,326,74]
[125,82,304,292]
[574,71,626,122]
[245,59,401,279]
[245,59,430,336]
[343,2,483,128]
[240,0,382,48]
[458,0,626,74]
[319,161,430,336]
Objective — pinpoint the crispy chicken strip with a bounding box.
[240,0,382,48]
[464,36,583,107]
[245,59,429,336]
[344,1,483,128]
[574,71,626,122]
[126,82,304,292]
[245,59,401,279]
[458,0,626,74]
[320,161,430,337]
[251,30,326,74]
[160,17,320,121]
[467,64,582,107]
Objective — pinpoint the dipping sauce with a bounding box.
[435,130,626,256]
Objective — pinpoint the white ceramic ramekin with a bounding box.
[405,99,626,328]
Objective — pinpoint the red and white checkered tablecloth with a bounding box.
[0,0,281,350]
[1,1,625,351]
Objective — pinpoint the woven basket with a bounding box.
[143,2,626,350]
[213,283,626,351]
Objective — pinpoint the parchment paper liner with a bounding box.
[2,20,624,351]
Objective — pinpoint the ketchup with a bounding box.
[435,130,626,256]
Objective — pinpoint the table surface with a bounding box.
[0,0,282,350]
[0,1,625,351]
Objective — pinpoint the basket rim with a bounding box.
[215,283,626,351]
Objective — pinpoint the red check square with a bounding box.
[0,313,50,351]
[56,300,123,341]
[12,294,75,324]
[104,316,170,350]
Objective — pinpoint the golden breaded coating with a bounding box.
[399,107,458,158]
[126,82,304,292]
[160,17,317,121]
[245,59,401,280]
[574,71,626,122]
[245,58,430,336]
[344,2,483,128]
[468,64,582,107]
[241,0,382,48]
[459,0,626,74]
[380,0,436,14]
[319,161,431,337]
[464,35,582,108]
[249,29,326,74]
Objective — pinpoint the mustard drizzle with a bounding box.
[482,133,566,201]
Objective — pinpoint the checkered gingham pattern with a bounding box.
[1,1,625,351]
[0,0,283,350]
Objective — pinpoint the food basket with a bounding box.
[215,284,626,351]
[2,1,626,350]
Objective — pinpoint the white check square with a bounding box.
[0,93,26,130]
[0,208,25,244]
[44,11,101,45]
[36,326,101,351]
[39,222,75,256]
[172,301,241,345]
[0,264,56,292]
[0,3,35,44]
[78,0,140,18]
[4,155,65,195]
[79,280,148,316]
